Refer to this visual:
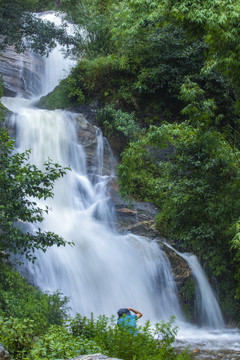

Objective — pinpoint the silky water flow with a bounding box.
[1,12,240,359]
[1,12,182,322]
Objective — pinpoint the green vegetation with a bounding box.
[96,105,142,151]
[0,263,68,332]
[67,314,190,360]
[0,76,8,122]
[118,108,240,320]
[29,324,101,360]
[0,0,74,55]
[0,263,69,359]
[0,310,190,359]
[179,279,196,322]
[37,77,84,110]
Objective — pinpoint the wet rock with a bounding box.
[76,114,116,176]
[161,242,192,288]
[0,343,11,360]
[105,177,193,303]
[0,44,44,97]
[107,177,160,236]
[76,114,98,169]
[70,354,122,360]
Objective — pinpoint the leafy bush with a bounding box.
[0,263,69,334]
[0,304,190,359]
[68,56,136,106]
[68,313,191,360]
[96,105,142,142]
[0,319,100,360]
[37,77,85,110]
[29,324,101,360]
[0,317,36,360]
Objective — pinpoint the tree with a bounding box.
[0,0,74,55]
[0,128,70,261]
[167,0,240,110]
[60,0,113,58]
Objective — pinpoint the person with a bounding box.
[117,307,143,335]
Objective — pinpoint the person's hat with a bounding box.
[117,308,130,318]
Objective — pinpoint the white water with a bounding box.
[163,243,224,329]
[183,253,224,329]
[2,94,182,322]
[1,11,240,359]
[1,12,183,323]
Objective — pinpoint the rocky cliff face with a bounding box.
[0,44,43,97]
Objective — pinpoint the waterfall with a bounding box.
[163,242,224,329]
[181,253,225,328]
[1,93,183,321]
[3,12,240,359]
[2,12,235,342]
[1,12,183,323]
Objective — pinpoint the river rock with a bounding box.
[70,355,121,360]
[0,343,11,360]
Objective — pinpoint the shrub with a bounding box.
[68,313,191,360]
[96,105,141,142]
[37,77,84,110]
[0,317,36,360]
[29,324,101,360]
[0,264,69,334]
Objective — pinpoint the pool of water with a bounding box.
[175,325,240,359]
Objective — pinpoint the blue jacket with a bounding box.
[117,314,138,334]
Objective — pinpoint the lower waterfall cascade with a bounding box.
[1,11,240,360]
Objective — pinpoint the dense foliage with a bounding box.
[0,263,69,359]
[0,0,74,55]
[2,313,186,360]
[66,313,190,360]
[0,263,68,331]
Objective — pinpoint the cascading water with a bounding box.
[184,253,224,329]
[1,97,182,322]
[1,11,240,359]
[1,12,182,323]
[163,242,224,329]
